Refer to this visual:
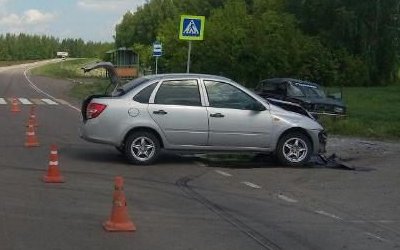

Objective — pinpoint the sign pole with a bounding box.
[155,56,158,75]
[153,41,162,75]
[186,41,192,73]
[179,15,205,74]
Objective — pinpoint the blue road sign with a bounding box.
[179,15,205,41]
[153,42,162,57]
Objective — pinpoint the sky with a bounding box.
[0,0,147,42]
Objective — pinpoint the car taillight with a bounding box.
[86,103,107,119]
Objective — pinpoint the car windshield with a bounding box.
[289,82,326,98]
[111,77,151,97]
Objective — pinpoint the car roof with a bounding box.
[139,73,232,82]
[260,78,320,87]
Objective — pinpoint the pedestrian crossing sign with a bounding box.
[179,15,205,41]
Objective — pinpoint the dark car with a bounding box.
[255,78,346,117]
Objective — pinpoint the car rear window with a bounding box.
[133,82,158,103]
[112,77,151,97]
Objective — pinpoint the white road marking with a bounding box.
[241,182,261,189]
[18,98,33,105]
[315,210,343,220]
[24,67,81,112]
[30,99,45,105]
[350,220,395,224]
[0,98,6,104]
[277,194,298,203]
[55,99,71,105]
[215,170,232,177]
[41,99,58,105]
[364,232,391,243]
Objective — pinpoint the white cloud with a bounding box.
[0,9,56,33]
[77,0,145,11]
[24,9,55,24]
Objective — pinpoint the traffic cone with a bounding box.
[25,124,39,147]
[42,144,64,183]
[10,98,21,112]
[103,176,136,232]
[26,106,38,127]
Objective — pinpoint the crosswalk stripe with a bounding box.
[18,98,33,105]
[41,99,58,105]
[0,98,65,105]
[55,99,70,105]
[30,99,45,105]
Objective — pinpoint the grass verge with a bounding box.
[31,58,111,99]
[319,85,400,139]
[31,58,101,78]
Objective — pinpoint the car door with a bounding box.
[148,79,209,146]
[203,80,273,149]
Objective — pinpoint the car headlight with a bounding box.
[334,107,344,113]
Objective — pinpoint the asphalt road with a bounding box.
[0,62,399,250]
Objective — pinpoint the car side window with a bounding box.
[204,80,260,110]
[154,79,201,106]
[133,82,158,103]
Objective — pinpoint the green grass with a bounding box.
[31,58,112,99]
[319,85,400,139]
[31,58,103,78]
[69,80,110,99]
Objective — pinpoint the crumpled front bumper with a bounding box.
[318,130,327,153]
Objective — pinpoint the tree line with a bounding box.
[115,0,400,87]
[0,33,113,61]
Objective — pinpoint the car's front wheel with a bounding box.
[276,132,312,167]
[124,131,160,165]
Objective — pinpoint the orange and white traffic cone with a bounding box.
[25,124,39,147]
[42,145,64,183]
[10,98,21,112]
[103,176,136,232]
[26,106,38,127]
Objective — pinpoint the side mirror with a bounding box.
[252,102,266,112]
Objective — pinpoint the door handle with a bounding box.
[210,113,224,118]
[153,110,167,115]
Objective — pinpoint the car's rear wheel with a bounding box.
[124,131,160,165]
[276,132,312,167]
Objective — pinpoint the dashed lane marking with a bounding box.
[364,232,391,243]
[315,210,343,220]
[277,194,298,203]
[215,170,232,177]
[241,182,262,189]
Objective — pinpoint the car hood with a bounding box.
[268,103,323,130]
[82,61,119,86]
[296,96,345,107]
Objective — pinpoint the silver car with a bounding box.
[80,62,326,167]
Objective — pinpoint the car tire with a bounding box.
[276,132,312,167]
[124,131,160,165]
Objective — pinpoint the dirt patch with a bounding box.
[326,136,400,162]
